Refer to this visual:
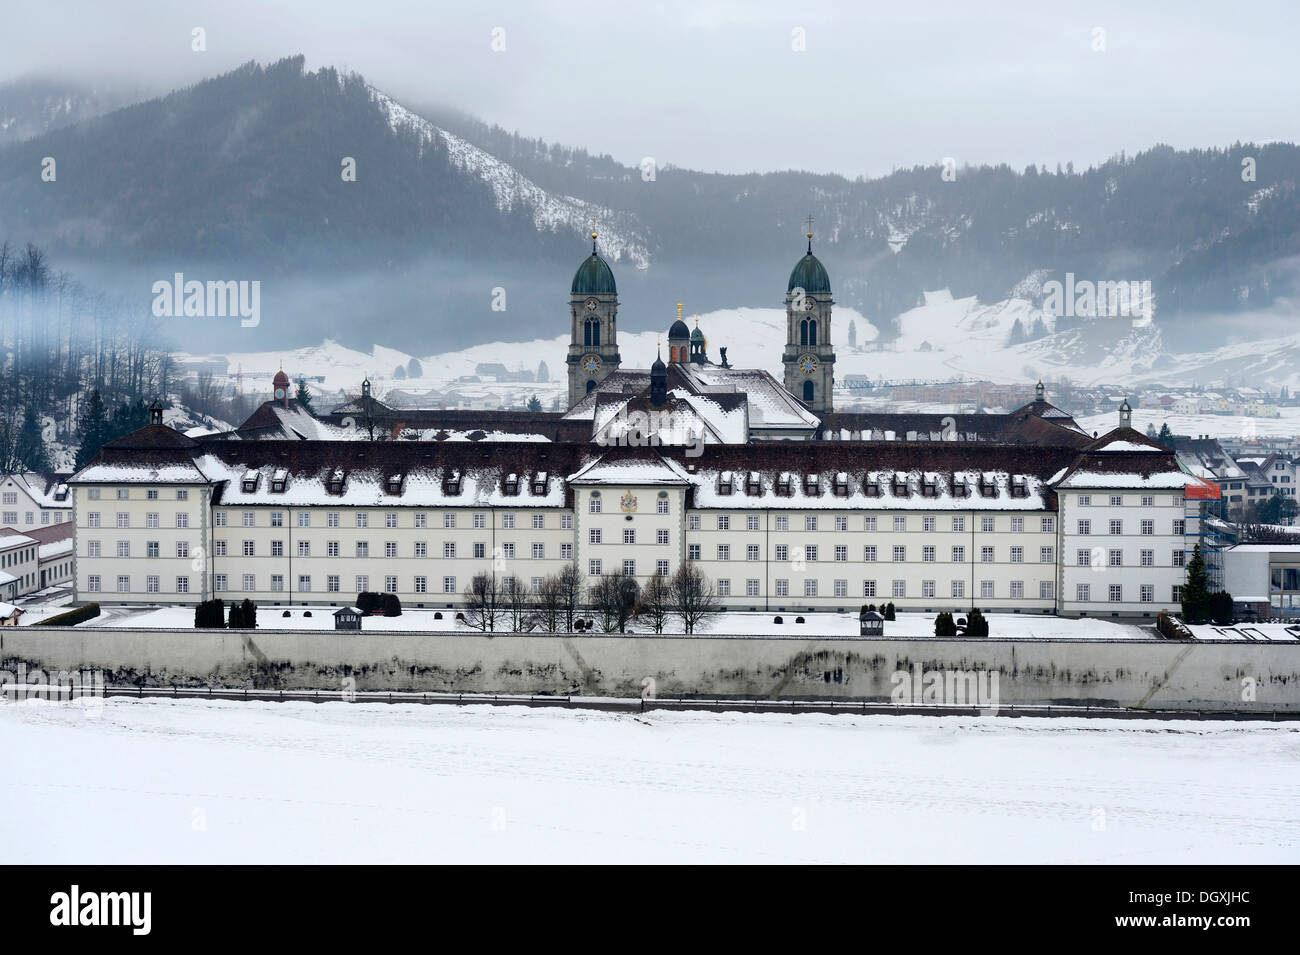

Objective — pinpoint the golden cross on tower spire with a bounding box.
[804,214,815,253]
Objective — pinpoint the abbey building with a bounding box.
[64,233,1207,620]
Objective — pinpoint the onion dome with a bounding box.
[787,227,831,294]
[571,231,617,296]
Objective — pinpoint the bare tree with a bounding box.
[640,572,672,634]
[670,563,722,635]
[503,577,535,632]
[557,561,583,631]
[534,574,565,632]
[463,572,504,632]
[589,573,640,633]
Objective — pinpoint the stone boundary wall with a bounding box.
[3,627,1298,712]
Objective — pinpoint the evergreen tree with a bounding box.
[406,358,423,378]
[393,365,406,379]
[74,389,108,469]
[1157,422,1173,441]
[295,379,315,413]
[16,406,50,471]
[526,395,543,412]
[1181,544,1211,624]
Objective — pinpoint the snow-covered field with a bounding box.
[77,605,1160,639]
[3,698,1295,863]
[1078,407,1300,441]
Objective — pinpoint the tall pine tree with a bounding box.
[74,390,108,470]
[1181,544,1211,624]
[295,379,315,413]
[16,406,50,472]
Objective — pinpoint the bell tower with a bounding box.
[783,217,835,413]
[567,229,621,407]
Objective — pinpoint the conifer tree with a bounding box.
[1181,544,1211,624]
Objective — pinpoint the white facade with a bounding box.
[1,473,72,530]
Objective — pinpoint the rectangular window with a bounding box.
[328,575,340,593]
[414,514,427,529]
[1077,583,1090,602]
[441,541,456,559]
[561,514,573,529]
[1172,550,1185,567]
[356,542,369,558]
[980,580,994,599]
[775,516,789,532]
[1108,585,1123,602]
[804,579,818,597]
[1172,585,1183,602]
[87,575,101,592]
[384,576,397,592]
[1079,495,1091,506]
[981,516,995,533]
[718,515,730,531]
[718,579,733,598]
[1041,516,1055,533]
[717,544,730,561]
[775,579,789,598]
[922,516,936,532]
[1141,495,1154,507]
[863,580,876,598]
[271,540,284,557]
[176,490,188,501]
[589,528,602,545]
[834,545,847,562]
[270,512,284,527]
[442,513,456,529]
[688,544,701,561]
[297,540,310,558]
[1108,549,1123,567]
[501,514,515,530]
[116,541,130,558]
[804,545,818,562]
[116,512,129,528]
[623,528,636,545]
[951,545,965,562]
[952,516,965,533]
[501,543,515,560]
[1010,580,1024,599]
[589,559,602,577]
[952,580,965,599]
[805,516,817,532]
[1173,519,1185,535]
[268,575,283,592]
[775,544,789,562]
[922,580,935,598]
[117,575,130,593]
[864,517,877,532]
[893,516,906,532]
[327,512,340,528]
[560,543,573,560]
[144,512,159,529]
[1109,519,1123,535]
[1140,549,1154,567]
[443,576,457,594]
[412,576,427,595]
[863,545,877,562]
[298,575,311,593]
[1140,584,1154,603]
[1077,548,1091,566]
[1077,519,1091,535]
[835,516,847,532]
[658,500,671,515]
[1039,546,1053,563]
[892,580,905,598]
[1011,517,1024,533]
[980,546,994,563]
[892,545,906,562]
[589,497,602,514]
[688,515,701,531]
[1110,495,1123,507]
[356,575,369,593]
[531,514,544,530]
[657,560,671,577]
[176,576,190,594]
[658,529,671,545]
[922,545,935,563]
[87,512,101,528]
[530,542,544,560]
[1039,581,1054,600]
[147,575,160,594]
[1140,519,1154,536]
[412,542,426,559]
[147,541,160,558]
[747,515,760,531]
[746,578,760,597]
[176,541,189,559]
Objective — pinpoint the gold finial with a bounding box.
[676,302,683,321]
[694,315,699,327]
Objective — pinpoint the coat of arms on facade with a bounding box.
[620,492,638,513]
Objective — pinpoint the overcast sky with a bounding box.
[4,0,1298,177]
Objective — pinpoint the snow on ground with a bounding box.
[77,606,1154,638]
[3,698,1295,863]
[1077,407,1300,441]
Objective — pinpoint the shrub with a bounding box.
[883,602,896,621]
[229,599,258,630]
[961,610,990,637]
[356,592,383,615]
[934,611,957,637]
[381,592,402,617]
[1208,591,1234,626]
[35,603,101,627]
[194,598,226,628]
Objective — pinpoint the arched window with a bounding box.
[584,318,600,346]
[803,381,814,403]
[587,379,597,393]
[800,318,817,346]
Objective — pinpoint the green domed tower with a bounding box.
[567,231,621,406]
[783,219,835,413]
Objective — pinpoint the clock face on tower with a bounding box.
[582,354,601,374]
[803,297,815,311]
[274,387,286,399]
[798,354,818,374]
[585,298,599,311]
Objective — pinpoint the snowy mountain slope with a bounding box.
[373,90,651,267]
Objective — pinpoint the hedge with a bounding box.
[34,603,101,627]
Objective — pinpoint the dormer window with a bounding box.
[326,469,345,495]
[386,474,404,496]
[776,473,793,497]
[532,472,548,495]
[864,477,881,497]
[503,473,520,496]
[891,474,910,498]
[746,472,761,496]
[922,476,938,498]
[952,477,970,498]
[241,470,260,493]
[443,469,461,495]
[717,471,734,496]
[804,473,820,496]
[1010,477,1028,498]
[833,472,850,497]
[979,474,998,498]
[270,468,288,493]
